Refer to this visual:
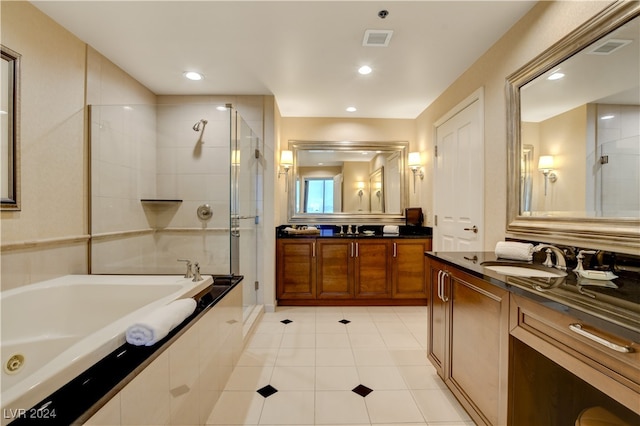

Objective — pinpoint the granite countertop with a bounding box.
[277,225,432,239]
[425,251,640,342]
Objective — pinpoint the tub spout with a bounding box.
[177,259,193,278]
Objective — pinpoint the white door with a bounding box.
[434,90,484,251]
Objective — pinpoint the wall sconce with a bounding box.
[408,152,424,193]
[278,150,293,192]
[538,155,557,196]
[375,182,382,198]
[231,150,240,166]
[357,181,365,202]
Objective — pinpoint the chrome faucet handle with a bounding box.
[192,262,202,282]
[534,244,567,270]
[177,259,193,278]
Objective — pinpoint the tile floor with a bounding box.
[206,306,475,425]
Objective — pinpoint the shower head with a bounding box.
[193,119,208,132]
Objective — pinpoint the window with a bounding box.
[304,178,334,213]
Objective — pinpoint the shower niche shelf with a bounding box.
[140,199,183,206]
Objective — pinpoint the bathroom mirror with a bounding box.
[287,140,408,223]
[506,2,640,252]
[1,45,21,210]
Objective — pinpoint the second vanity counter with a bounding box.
[425,251,639,425]
[425,251,639,340]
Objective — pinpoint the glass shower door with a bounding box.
[230,111,261,319]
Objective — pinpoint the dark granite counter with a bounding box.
[425,251,639,342]
[276,225,432,239]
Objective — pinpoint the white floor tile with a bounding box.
[357,366,407,390]
[315,366,360,390]
[316,348,355,366]
[315,390,370,424]
[275,347,316,366]
[208,307,472,426]
[365,390,425,424]
[259,390,315,425]
[411,389,473,423]
[270,365,315,390]
[316,332,351,348]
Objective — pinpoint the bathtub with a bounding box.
[0,274,213,418]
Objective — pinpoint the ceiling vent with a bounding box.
[586,39,632,55]
[363,29,393,47]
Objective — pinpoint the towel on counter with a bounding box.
[126,298,197,346]
[383,225,400,234]
[494,241,534,261]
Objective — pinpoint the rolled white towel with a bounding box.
[126,298,197,346]
[383,225,400,234]
[495,241,534,261]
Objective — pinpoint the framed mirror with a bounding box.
[287,140,408,223]
[506,1,639,253]
[1,45,21,210]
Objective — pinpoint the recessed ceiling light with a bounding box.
[346,107,357,112]
[184,71,204,81]
[600,115,615,120]
[358,65,372,75]
[547,72,565,80]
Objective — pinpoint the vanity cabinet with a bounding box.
[427,259,510,426]
[277,237,430,305]
[509,293,640,423]
[276,239,316,300]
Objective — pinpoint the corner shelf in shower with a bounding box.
[140,199,183,206]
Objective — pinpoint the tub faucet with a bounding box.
[177,259,193,278]
[192,262,202,282]
[533,244,567,270]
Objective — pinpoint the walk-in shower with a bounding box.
[89,102,262,322]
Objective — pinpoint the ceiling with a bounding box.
[32,1,537,119]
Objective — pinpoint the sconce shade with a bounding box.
[408,152,421,168]
[231,150,240,165]
[280,150,293,167]
[538,155,554,171]
[357,181,365,189]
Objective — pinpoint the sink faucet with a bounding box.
[533,244,567,270]
[192,262,202,282]
[177,259,193,278]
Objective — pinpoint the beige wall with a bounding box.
[414,0,612,251]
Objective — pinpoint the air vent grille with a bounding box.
[363,29,393,47]
[587,39,632,55]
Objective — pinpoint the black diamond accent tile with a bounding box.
[257,385,278,398]
[281,319,293,324]
[339,319,351,324]
[352,384,373,397]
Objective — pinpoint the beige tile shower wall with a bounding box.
[84,284,242,425]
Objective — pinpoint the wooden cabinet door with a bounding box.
[427,259,448,378]
[447,269,509,426]
[316,239,353,299]
[276,239,316,300]
[354,240,391,298]
[391,239,431,298]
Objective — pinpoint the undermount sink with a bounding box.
[481,262,567,278]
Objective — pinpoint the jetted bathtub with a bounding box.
[0,274,213,419]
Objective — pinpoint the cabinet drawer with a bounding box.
[510,294,640,414]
